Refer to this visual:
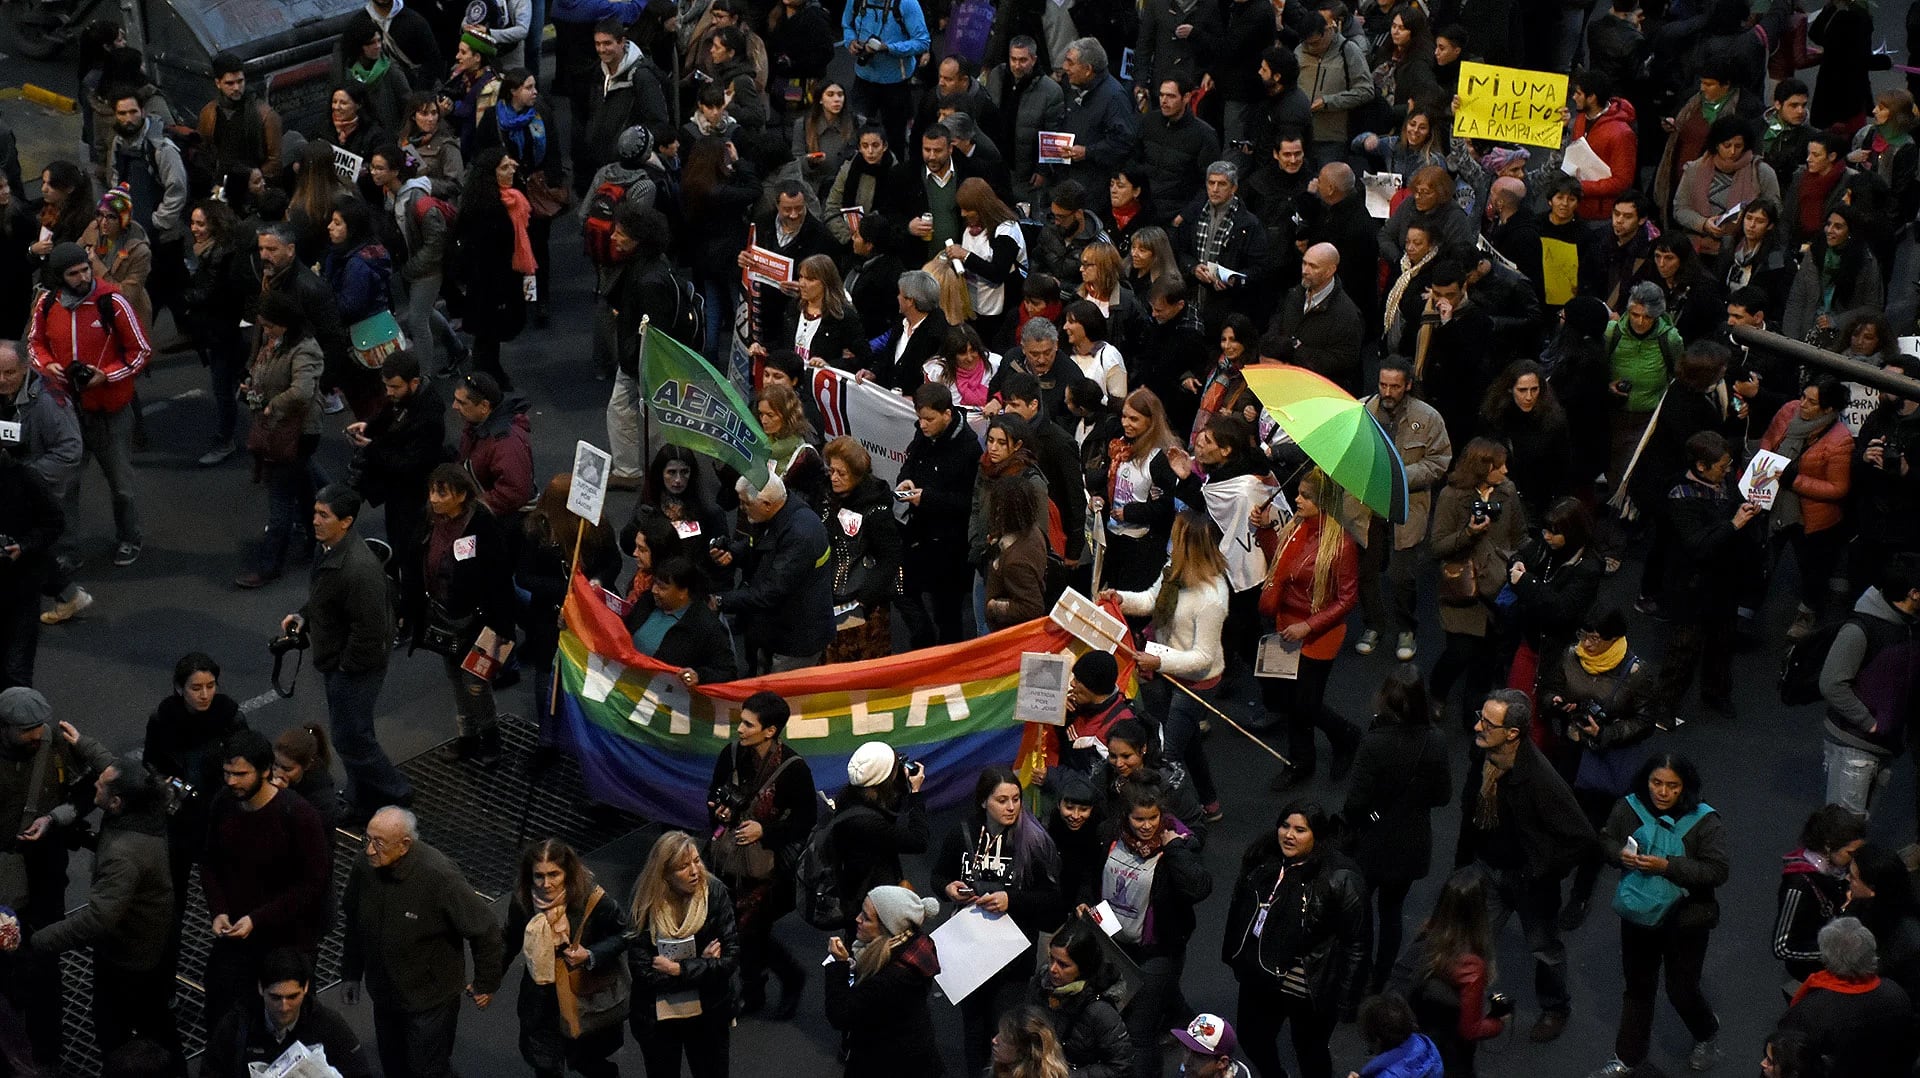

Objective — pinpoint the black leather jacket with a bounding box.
[1222,849,1369,1018]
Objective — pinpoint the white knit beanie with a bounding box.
[846,741,896,788]
[866,886,940,935]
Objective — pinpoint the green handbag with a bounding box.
[349,310,407,370]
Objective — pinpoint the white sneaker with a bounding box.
[322,389,347,415]
[41,588,93,624]
[1394,632,1416,661]
[1586,1061,1632,1078]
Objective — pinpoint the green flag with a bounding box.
[641,323,773,486]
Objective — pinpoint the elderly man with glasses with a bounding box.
[1453,688,1595,1045]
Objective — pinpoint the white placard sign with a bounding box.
[567,440,614,525]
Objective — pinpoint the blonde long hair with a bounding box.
[921,255,974,324]
[1155,509,1228,626]
[1271,469,1350,610]
[627,831,713,941]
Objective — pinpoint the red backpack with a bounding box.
[583,179,635,266]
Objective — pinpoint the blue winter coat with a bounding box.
[840,0,930,84]
[1360,1033,1445,1078]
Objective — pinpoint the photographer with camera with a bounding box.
[281,484,413,827]
[25,242,150,571]
[827,741,929,932]
[707,691,815,1019]
[142,651,246,973]
[1,686,110,1068]
[1536,605,1657,933]
[1428,438,1526,730]
[1848,352,1920,599]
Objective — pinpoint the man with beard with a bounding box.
[0,688,111,1068]
[346,350,450,546]
[249,222,352,404]
[198,729,330,1030]
[1245,135,1312,284]
[1248,47,1312,164]
[985,319,1072,431]
[1354,359,1451,662]
[1601,192,1659,311]
[106,93,191,326]
[194,53,285,181]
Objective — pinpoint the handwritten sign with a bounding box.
[1455,62,1568,148]
[1038,131,1075,165]
[567,439,613,525]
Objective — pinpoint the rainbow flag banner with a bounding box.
[554,574,1096,828]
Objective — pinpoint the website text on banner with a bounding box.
[808,365,919,486]
[554,574,1135,827]
[1453,62,1569,149]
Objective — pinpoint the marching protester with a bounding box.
[10,10,1920,1078]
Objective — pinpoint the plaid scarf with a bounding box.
[1194,197,1242,267]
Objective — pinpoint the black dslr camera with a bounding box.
[269,625,310,658]
[64,362,97,390]
[1470,498,1504,524]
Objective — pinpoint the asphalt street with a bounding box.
[4,4,1918,1077]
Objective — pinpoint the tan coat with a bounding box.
[247,334,325,436]
[1428,479,1525,636]
[1350,393,1453,551]
[78,221,152,333]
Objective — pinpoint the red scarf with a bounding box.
[980,446,1036,480]
[1111,201,1140,232]
[624,569,654,607]
[1791,970,1881,1007]
[1106,437,1135,505]
[1796,166,1843,237]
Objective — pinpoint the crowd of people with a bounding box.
[3,0,1920,1075]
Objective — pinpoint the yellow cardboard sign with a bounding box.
[1455,62,1568,148]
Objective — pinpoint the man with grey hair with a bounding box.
[250,222,349,399]
[1485,176,1545,300]
[1778,916,1917,1074]
[1174,157,1267,330]
[1050,36,1139,214]
[942,111,1009,193]
[712,471,836,672]
[342,805,501,1078]
[984,34,1066,206]
[1141,76,1220,218]
[1454,688,1594,1044]
[878,269,951,393]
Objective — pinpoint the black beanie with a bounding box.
[1072,650,1119,697]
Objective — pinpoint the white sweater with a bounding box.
[1118,573,1229,682]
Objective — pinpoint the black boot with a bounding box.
[437,735,479,762]
[475,727,504,768]
[770,965,807,1020]
[739,973,768,1016]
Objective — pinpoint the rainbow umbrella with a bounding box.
[1240,364,1410,524]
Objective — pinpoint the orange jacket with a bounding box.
[27,282,151,414]
[1759,401,1855,534]
[1258,514,1359,660]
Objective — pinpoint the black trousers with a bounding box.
[93,960,183,1071]
[1615,920,1717,1065]
[635,1008,730,1078]
[1652,610,1735,717]
[374,997,460,1078]
[0,591,38,691]
[1260,655,1357,774]
[1236,979,1336,1078]
[1365,877,1414,993]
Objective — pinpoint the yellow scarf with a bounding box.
[1579,636,1628,676]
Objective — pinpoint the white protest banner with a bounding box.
[808,365,919,485]
[1739,449,1790,509]
[567,440,613,525]
[1202,474,1286,591]
[1014,651,1072,724]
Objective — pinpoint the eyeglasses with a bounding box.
[1473,714,1507,730]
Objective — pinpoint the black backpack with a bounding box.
[795,799,880,930]
[1778,618,1860,706]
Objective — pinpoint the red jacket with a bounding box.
[457,405,534,519]
[1257,514,1359,659]
[1572,98,1638,221]
[1760,401,1855,534]
[26,282,151,414]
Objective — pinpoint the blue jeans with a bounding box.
[323,667,412,812]
[1143,675,1219,805]
[699,274,735,368]
[68,408,141,545]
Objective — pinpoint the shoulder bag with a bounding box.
[557,886,632,1037]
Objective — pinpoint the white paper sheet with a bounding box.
[931,905,1031,1003]
[1362,171,1402,219]
[1560,137,1612,182]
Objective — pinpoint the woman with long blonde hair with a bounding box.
[990,1006,1072,1078]
[1100,388,1182,591]
[823,884,945,1077]
[1104,508,1231,819]
[922,253,974,327]
[626,830,738,1077]
[1258,468,1362,788]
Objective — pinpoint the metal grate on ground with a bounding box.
[56,714,644,1075]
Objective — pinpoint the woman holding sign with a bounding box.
[932,766,1063,1077]
[627,830,739,1078]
